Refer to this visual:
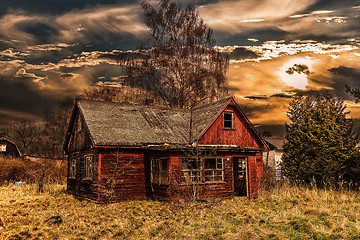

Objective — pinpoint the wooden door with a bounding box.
[234,157,248,196]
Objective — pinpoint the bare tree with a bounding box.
[81,86,158,105]
[26,159,54,192]
[43,98,74,158]
[12,118,40,154]
[123,0,229,109]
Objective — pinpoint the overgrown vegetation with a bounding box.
[1,182,360,239]
[0,156,66,187]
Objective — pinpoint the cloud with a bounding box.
[0,109,41,129]
[278,7,360,44]
[225,42,360,126]
[0,0,139,16]
[270,93,294,98]
[286,64,312,75]
[198,1,359,46]
[224,47,262,60]
[54,5,148,46]
[14,68,47,89]
[245,95,268,100]
[0,3,148,52]
[198,0,315,32]
[0,12,45,47]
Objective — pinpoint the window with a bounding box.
[204,158,223,182]
[77,116,83,132]
[84,155,93,180]
[223,112,234,129]
[151,158,169,185]
[181,157,201,183]
[0,145,6,152]
[69,158,76,179]
[237,158,247,179]
[181,157,224,183]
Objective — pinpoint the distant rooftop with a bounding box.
[263,137,286,150]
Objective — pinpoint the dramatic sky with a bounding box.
[1,0,360,135]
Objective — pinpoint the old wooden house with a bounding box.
[0,134,21,158]
[64,97,268,203]
[263,137,286,181]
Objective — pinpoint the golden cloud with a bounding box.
[198,0,315,32]
[0,12,43,46]
[226,43,360,125]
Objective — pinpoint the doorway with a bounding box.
[233,157,248,197]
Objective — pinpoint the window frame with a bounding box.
[83,154,93,180]
[77,115,83,133]
[204,157,224,182]
[151,157,169,185]
[237,157,247,179]
[181,157,225,183]
[223,111,234,129]
[69,158,76,179]
[0,144,6,152]
[181,157,202,183]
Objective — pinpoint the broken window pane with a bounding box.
[151,158,169,185]
[204,158,223,182]
[181,157,201,183]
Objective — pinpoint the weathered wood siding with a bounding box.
[67,110,98,201]
[0,139,20,157]
[198,104,262,149]
[195,102,265,199]
[168,153,234,201]
[246,153,264,199]
[67,112,92,153]
[148,150,264,201]
[97,149,146,202]
[67,148,99,201]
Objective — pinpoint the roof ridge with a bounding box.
[77,98,191,112]
[192,97,232,110]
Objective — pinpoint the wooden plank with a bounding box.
[97,151,147,202]
[198,105,262,148]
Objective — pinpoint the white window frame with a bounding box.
[223,111,234,129]
[237,157,247,179]
[181,157,202,183]
[0,144,6,152]
[204,157,224,182]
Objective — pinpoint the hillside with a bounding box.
[0,184,359,239]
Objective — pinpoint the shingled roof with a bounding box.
[73,98,231,147]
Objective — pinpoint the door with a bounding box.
[233,157,248,196]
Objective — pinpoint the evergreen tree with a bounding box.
[283,92,359,186]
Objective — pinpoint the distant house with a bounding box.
[262,137,286,181]
[63,97,268,203]
[0,134,21,158]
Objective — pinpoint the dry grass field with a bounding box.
[0,182,360,240]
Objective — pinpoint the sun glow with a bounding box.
[277,57,315,89]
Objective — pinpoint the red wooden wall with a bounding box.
[247,153,264,199]
[198,104,262,149]
[97,149,147,202]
